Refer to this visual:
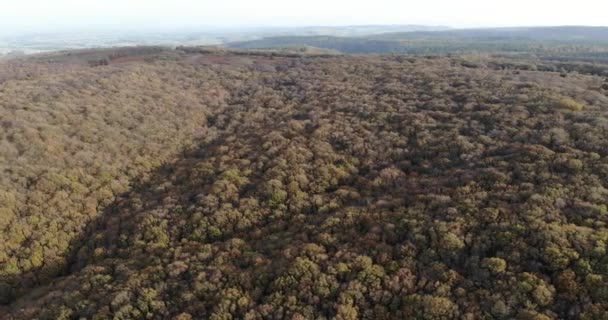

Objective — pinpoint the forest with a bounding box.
[1,46,608,319]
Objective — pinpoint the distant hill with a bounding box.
[240,24,451,38]
[228,26,608,55]
[0,25,450,55]
[375,26,608,42]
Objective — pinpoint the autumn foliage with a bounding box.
[1,47,608,319]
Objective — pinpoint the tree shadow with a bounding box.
[0,129,229,307]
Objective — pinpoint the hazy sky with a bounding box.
[1,0,607,34]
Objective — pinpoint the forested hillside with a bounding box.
[228,26,608,57]
[1,47,608,319]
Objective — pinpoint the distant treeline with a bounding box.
[228,26,608,57]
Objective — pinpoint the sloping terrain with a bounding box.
[0,47,232,302]
[1,49,608,319]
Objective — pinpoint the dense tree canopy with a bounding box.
[1,47,608,319]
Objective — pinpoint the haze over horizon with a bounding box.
[1,0,607,36]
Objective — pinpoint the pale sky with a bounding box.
[1,0,607,34]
